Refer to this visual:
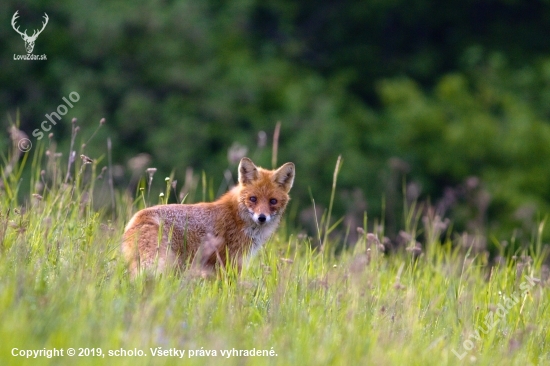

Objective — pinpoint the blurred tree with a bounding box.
[2,0,550,244]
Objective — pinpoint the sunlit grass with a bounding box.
[0,128,548,366]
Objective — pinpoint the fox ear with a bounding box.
[272,162,295,192]
[238,157,259,185]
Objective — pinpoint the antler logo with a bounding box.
[11,11,49,54]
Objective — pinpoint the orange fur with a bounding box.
[122,157,295,277]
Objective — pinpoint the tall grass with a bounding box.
[0,125,548,366]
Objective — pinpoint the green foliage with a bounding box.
[3,0,550,241]
[378,56,550,237]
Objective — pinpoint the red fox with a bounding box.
[122,157,295,277]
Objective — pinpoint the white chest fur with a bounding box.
[243,217,280,261]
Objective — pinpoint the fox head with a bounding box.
[237,157,295,226]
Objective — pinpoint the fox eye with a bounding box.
[269,198,278,205]
[250,196,257,203]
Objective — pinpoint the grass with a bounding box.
[0,129,549,366]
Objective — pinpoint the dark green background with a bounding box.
[3,0,550,244]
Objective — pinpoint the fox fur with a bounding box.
[122,157,295,277]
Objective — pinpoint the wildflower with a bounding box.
[80,154,93,164]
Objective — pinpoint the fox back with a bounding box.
[122,157,295,277]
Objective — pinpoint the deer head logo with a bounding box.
[11,11,49,54]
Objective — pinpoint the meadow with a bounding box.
[0,127,548,366]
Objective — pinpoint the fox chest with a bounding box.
[243,223,278,258]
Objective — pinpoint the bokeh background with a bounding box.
[2,0,550,247]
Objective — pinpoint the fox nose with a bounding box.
[258,214,266,223]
